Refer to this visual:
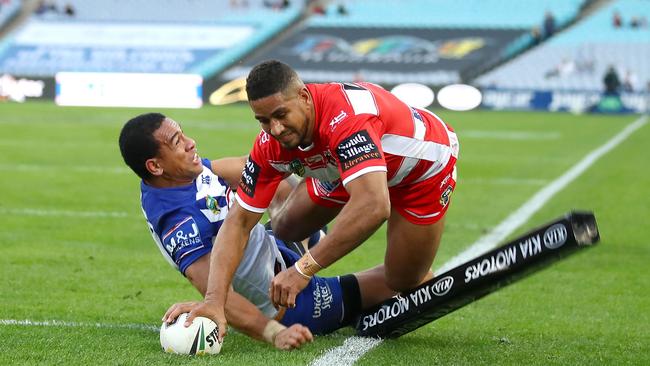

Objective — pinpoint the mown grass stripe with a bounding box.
[437,115,647,274]
[313,115,647,366]
[0,319,158,332]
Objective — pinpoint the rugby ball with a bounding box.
[160,313,222,355]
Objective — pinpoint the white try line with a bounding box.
[0,164,130,174]
[462,177,549,186]
[311,337,383,366]
[311,115,647,366]
[460,130,561,140]
[0,319,158,332]
[437,114,647,273]
[0,207,137,219]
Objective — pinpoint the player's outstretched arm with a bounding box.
[163,241,311,349]
[163,290,312,349]
[164,201,262,341]
[310,171,390,267]
[204,201,262,339]
[210,156,247,189]
[271,171,389,308]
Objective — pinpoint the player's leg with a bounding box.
[353,265,398,308]
[382,159,456,291]
[384,211,445,292]
[271,179,341,242]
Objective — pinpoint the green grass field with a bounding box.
[0,101,648,365]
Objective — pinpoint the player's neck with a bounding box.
[145,175,194,189]
[299,106,316,149]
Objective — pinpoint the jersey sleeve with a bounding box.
[159,209,211,275]
[235,132,284,213]
[329,115,387,186]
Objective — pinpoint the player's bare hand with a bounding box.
[162,300,228,342]
[269,266,310,308]
[273,324,313,350]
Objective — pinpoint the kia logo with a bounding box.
[543,224,567,249]
[431,276,454,296]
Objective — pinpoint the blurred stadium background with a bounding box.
[0,0,648,111]
[1,0,649,365]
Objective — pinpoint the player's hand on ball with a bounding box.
[273,324,313,350]
[162,300,228,342]
[269,266,310,308]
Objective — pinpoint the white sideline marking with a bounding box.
[0,319,158,332]
[313,115,646,366]
[311,337,383,366]
[461,130,561,140]
[0,207,136,218]
[463,177,549,186]
[0,164,129,174]
[437,115,647,274]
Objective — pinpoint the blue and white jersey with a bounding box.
[141,158,286,318]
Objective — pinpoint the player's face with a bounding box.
[250,88,313,149]
[151,118,203,185]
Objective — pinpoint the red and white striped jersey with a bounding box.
[236,82,459,213]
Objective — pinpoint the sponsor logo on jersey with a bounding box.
[289,159,305,177]
[162,216,202,257]
[336,130,381,171]
[329,110,348,131]
[205,195,221,215]
[312,283,334,319]
[411,107,424,122]
[440,185,453,207]
[543,224,567,249]
[324,150,337,166]
[239,158,260,198]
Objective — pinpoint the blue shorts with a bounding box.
[274,238,357,335]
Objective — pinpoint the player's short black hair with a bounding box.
[118,113,165,181]
[245,60,300,101]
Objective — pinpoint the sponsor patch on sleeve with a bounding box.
[239,157,261,198]
[162,216,203,259]
[335,130,382,172]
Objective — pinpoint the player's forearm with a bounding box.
[224,289,276,343]
[311,193,388,268]
[210,156,247,189]
[204,221,250,305]
[309,172,390,269]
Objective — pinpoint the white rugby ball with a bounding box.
[160,313,222,355]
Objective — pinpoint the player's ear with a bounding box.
[145,158,163,176]
[298,87,314,115]
[298,86,311,105]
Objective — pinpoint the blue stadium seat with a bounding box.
[477,0,650,92]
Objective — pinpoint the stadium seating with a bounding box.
[476,0,650,92]
[0,0,302,77]
[0,0,20,30]
[33,0,297,23]
[308,0,585,29]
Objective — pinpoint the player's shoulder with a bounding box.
[251,129,283,156]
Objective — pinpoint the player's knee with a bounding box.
[271,218,305,242]
[385,274,422,292]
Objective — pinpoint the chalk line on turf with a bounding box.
[436,114,647,274]
[311,337,383,366]
[0,116,645,363]
[311,115,647,366]
[0,207,136,218]
[0,319,158,332]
